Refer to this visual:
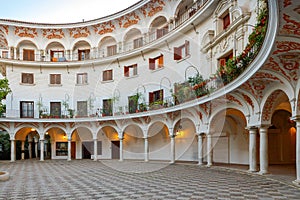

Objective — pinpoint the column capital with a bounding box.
[246,126,258,131]
[291,115,300,122]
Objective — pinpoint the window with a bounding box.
[124,64,137,77]
[222,12,230,30]
[50,50,65,62]
[133,37,143,49]
[76,73,88,85]
[103,70,113,81]
[218,52,233,68]
[50,102,61,117]
[156,24,168,39]
[77,101,88,117]
[21,73,34,84]
[1,51,8,58]
[149,89,163,104]
[23,49,35,61]
[56,142,68,156]
[102,99,112,116]
[20,101,34,118]
[107,45,117,56]
[174,40,190,60]
[78,49,90,61]
[50,74,61,85]
[149,54,164,70]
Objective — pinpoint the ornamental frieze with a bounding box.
[278,53,300,82]
[117,12,141,28]
[14,27,38,38]
[283,0,292,7]
[0,25,8,35]
[263,57,290,81]
[280,14,300,36]
[262,90,281,122]
[42,29,65,39]
[140,0,165,17]
[93,21,116,35]
[241,93,254,111]
[273,41,300,54]
[226,94,242,106]
[69,27,91,38]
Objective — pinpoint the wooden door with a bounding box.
[71,142,76,159]
[111,141,120,159]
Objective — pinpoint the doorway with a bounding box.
[111,141,120,159]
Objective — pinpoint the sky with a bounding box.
[0,0,140,24]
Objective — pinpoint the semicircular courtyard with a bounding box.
[0,160,299,199]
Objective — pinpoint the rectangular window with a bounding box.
[174,40,190,60]
[1,51,8,58]
[223,13,230,30]
[76,73,88,84]
[156,25,168,39]
[149,89,163,104]
[50,50,64,62]
[50,102,61,117]
[219,52,233,67]
[124,64,137,77]
[23,49,35,61]
[77,101,88,117]
[149,54,164,70]
[107,45,117,56]
[21,73,34,84]
[102,99,112,116]
[78,49,90,61]
[133,37,143,49]
[56,142,68,156]
[50,74,61,85]
[20,101,34,118]
[103,70,113,81]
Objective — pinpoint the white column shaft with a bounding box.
[144,138,149,162]
[35,142,38,158]
[40,140,44,161]
[28,142,32,159]
[170,136,175,164]
[198,134,203,165]
[119,139,123,161]
[10,140,15,162]
[21,141,25,160]
[93,139,97,161]
[249,128,258,172]
[207,134,212,167]
[67,139,71,161]
[259,127,268,174]
[295,121,300,183]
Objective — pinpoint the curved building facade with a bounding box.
[0,0,300,184]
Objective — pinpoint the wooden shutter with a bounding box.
[174,47,181,60]
[185,40,190,56]
[133,64,138,75]
[158,55,164,68]
[219,58,226,67]
[223,13,230,30]
[124,66,129,77]
[149,92,154,104]
[149,58,155,70]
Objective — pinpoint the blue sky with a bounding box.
[0,0,140,23]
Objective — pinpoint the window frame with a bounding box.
[20,101,34,118]
[49,74,61,85]
[76,73,88,85]
[107,45,117,56]
[174,40,190,61]
[21,73,34,84]
[103,69,113,81]
[149,54,164,70]
[124,64,138,77]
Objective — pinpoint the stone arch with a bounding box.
[148,15,168,34]
[97,36,118,57]
[123,124,144,160]
[122,28,143,51]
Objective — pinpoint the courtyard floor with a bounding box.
[0,160,300,199]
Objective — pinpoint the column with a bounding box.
[21,140,25,160]
[10,140,16,162]
[28,141,32,159]
[259,126,269,174]
[248,127,258,172]
[293,119,300,185]
[40,139,44,161]
[13,47,17,59]
[93,139,98,161]
[35,141,38,159]
[207,134,212,167]
[144,137,149,162]
[198,133,203,165]
[170,135,175,164]
[119,138,123,161]
[67,138,71,161]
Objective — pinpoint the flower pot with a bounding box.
[0,171,9,181]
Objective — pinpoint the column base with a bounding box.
[39,160,44,162]
[206,164,212,168]
[248,168,258,173]
[258,170,269,175]
[292,180,300,186]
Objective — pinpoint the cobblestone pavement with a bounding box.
[0,160,300,199]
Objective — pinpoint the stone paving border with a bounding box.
[0,160,300,199]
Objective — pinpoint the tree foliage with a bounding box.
[0,78,11,116]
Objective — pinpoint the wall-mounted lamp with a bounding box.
[175,125,182,136]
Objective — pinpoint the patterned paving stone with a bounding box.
[0,160,300,199]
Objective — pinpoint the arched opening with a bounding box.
[210,108,248,165]
[101,126,119,159]
[16,40,38,61]
[75,127,93,159]
[98,36,117,57]
[15,127,40,160]
[45,41,66,62]
[123,124,144,160]
[72,40,91,61]
[149,16,168,42]
[47,127,67,159]
[148,122,169,161]
[123,28,143,51]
